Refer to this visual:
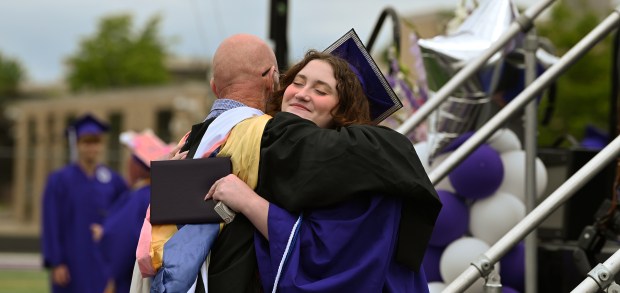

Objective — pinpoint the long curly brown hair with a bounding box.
[265,50,371,127]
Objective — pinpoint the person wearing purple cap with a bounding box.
[92,130,172,293]
[41,113,128,293]
[205,30,440,292]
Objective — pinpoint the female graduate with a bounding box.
[206,30,440,292]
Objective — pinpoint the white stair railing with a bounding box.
[440,6,620,292]
[443,135,620,292]
[572,249,620,292]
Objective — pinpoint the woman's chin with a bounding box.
[286,109,310,120]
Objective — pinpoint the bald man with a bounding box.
[178,34,279,293]
[135,34,277,293]
[207,34,280,112]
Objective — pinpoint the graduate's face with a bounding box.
[281,60,339,128]
[127,156,150,187]
[77,135,104,163]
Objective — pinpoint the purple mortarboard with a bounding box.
[69,113,110,139]
[66,114,109,162]
[323,29,402,124]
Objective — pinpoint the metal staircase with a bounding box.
[369,1,620,292]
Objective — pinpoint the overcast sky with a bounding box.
[0,0,540,85]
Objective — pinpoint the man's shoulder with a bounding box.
[50,164,76,178]
[235,114,272,129]
[45,165,79,189]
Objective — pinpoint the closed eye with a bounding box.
[315,89,327,95]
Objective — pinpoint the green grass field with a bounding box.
[0,269,49,293]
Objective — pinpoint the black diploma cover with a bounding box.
[150,157,231,224]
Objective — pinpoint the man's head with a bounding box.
[76,134,104,165]
[68,114,109,164]
[210,34,279,111]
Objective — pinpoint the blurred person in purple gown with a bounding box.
[91,130,172,293]
[41,113,128,293]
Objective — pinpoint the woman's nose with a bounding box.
[294,88,311,100]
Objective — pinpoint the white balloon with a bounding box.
[498,150,548,201]
[440,237,490,283]
[428,282,446,293]
[439,237,500,293]
[430,151,456,193]
[413,141,430,172]
[470,191,526,245]
[488,128,522,153]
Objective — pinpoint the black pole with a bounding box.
[269,0,289,70]
[366,7,401,56]
[612,29,620,212]
[611,29,619,140]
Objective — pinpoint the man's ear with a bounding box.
[272,71,280,92]
[210,78,218,96]
[268,67,279,93]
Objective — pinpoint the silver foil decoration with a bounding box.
[418,0,519,161]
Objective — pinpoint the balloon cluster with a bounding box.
[414,128,548,293]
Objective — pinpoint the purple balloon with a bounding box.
[581,125,608,150]
[448,144,504,199]
[500,242,525,292]
[429,190,469,247]
[422,245,444,282]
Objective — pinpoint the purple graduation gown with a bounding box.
[99,185,151,293]
[41,163,128,293]
[255,195,430,293]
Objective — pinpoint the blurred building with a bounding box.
[3,61,212,238]
[0,13,448,238]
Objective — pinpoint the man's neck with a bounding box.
[233,98,262,110]
[206,99,248,121]
[218,86,265,112]
[78,160,97,176]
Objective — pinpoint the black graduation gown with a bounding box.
[184,112,441,291]
[257,112,441,271]
[182,119,262,293]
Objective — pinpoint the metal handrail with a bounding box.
[523,28,539,293]
[441,8,620,291]
[442,135,620,292]
[571,249,620,292]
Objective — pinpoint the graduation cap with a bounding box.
[66,114,110,162]
[68,113,110,139]
[323,29,403,124]
[120,129,173,168]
